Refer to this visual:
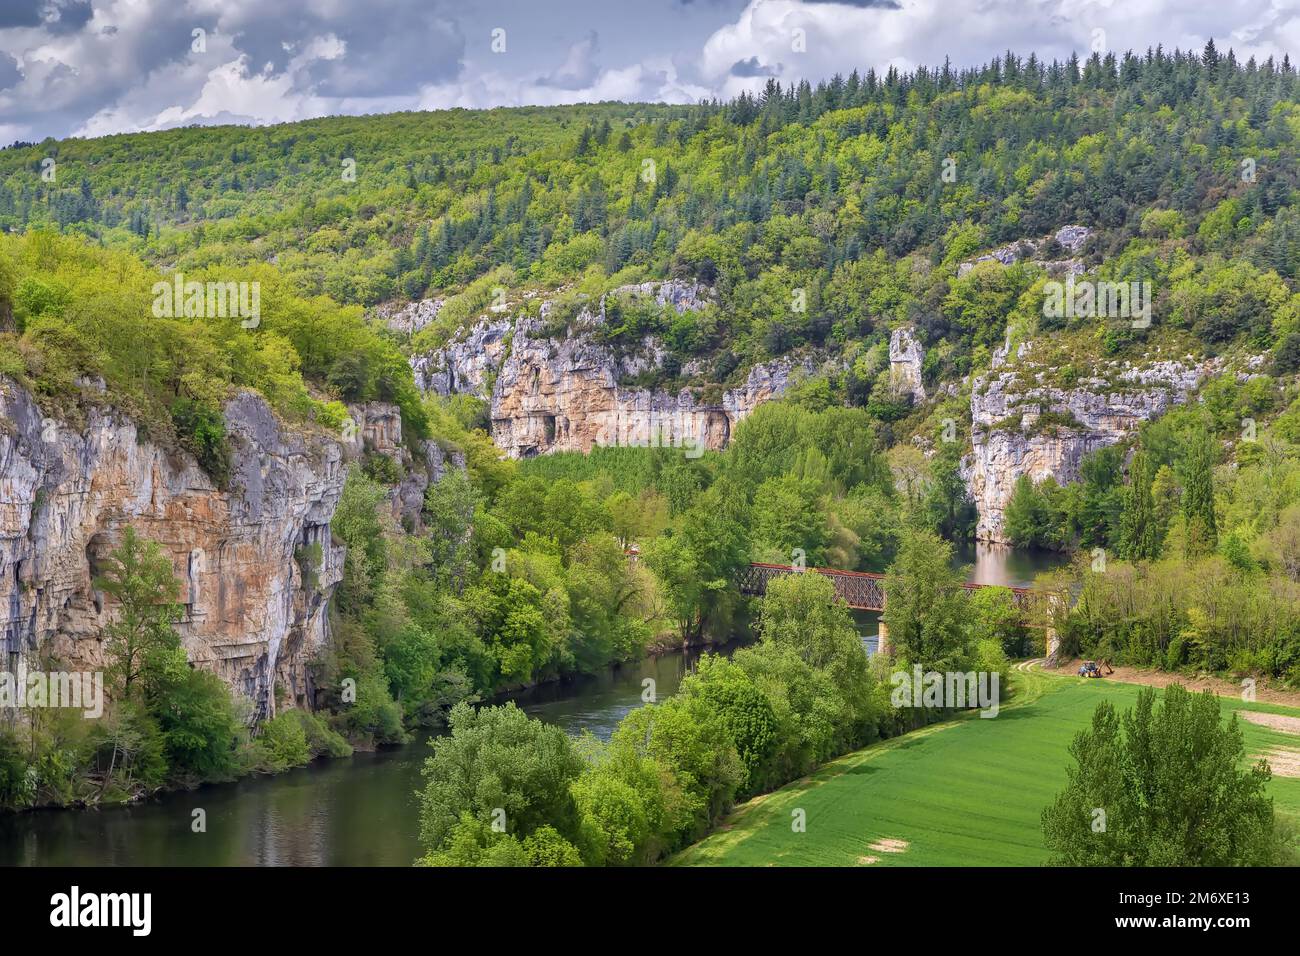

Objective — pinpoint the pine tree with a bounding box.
[1181,436,1218,556]
[1118,450,1160,560]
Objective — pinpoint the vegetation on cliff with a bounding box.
[6,45,1300,404]
[7,42,1300,834]
[0,530,350,810]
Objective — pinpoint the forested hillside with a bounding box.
[6,43,1300,383]
[4,44,1300,817]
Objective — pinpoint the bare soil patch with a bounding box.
[1254,748,1300,778]
[1047,659,1300,709]
[868,838,909,853]
[1239,711,1300,735]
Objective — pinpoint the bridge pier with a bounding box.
[1044,593,1062,662]
[876,617,891,657]
[1045,625,1059,661]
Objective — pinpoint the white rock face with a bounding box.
[412,318,511,397]
[613,279,714,314]
[379,297,444,338]
[957,225,1091,278]
[409,281,805,458]
[0,379,348,719]
[341,401,466,528]
[889,327,926,401]
[965,346,1216,542]
[1,379,466,719]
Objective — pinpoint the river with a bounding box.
[0,544,1064,867]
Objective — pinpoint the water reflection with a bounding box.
[957,542,1069,589]
[0,648,715,867]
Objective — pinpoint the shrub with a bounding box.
[295,710,353,759]
[0,732,33,810]
[254,711,313,772]
[155,668,242,781]
[170,397,231,487]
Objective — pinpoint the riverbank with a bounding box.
[670,669,1300,866]
[0,546,1061,864]
[0,641,715,865]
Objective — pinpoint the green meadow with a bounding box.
[672,672,1300,867]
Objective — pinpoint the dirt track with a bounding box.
[1046,658,1300,709]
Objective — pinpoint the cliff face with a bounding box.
[0,378,346,719]
[966,344,1215,542]
[888,327,926,402]
[409,281,807,458]
[411,318,510,399]
[342,400,465,529]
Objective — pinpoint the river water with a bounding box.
[0,544,1063,867]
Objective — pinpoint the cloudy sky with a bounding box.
[3,0,1299,144]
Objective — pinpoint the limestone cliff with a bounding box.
[957,224,1091,278]
[0,379,351,719]
[888,327,926,402]
[342,400,465,529]
[965,342,1217,542]
[409,281,808,458]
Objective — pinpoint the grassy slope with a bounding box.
[671,671,1300,867]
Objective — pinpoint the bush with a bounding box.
[0,732,33,810]
[254,711,313,772]
[86,702,169,802]
[338,671,407,746]
[295,710,353,759]
[418,702,585,856]
[155,668,242,780]
[170,397,231,487]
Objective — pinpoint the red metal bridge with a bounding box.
[736,562,1035,612]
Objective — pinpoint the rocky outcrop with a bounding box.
[409,281,806,459]
[342,401,465,528]
[491,326,801,458]
[0,378,347,720]
[965,343,1216,542]
[889,327,926,402]
[958,225,1091,278]
[412,318,510,397]
[378,297,444,338]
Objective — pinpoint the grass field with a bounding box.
[671,670,1300,867]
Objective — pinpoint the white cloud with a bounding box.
[699,0,1300,99]
[1,0,1297,143]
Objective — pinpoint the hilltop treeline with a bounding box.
[4,44,1300,384]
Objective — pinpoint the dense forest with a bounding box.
[2,44,1300,829]
[6,43,1300,384]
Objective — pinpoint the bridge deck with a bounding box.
[736,562,1034,612]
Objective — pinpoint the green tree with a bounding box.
[611,697,743,847]
[1042,685,1286,865]
[754,571,878,749]
[924,441,977,541]
[1004,474,1049,547]
[750,473,829,565]
[1118,450,1160,560]
[1180,435,1219,556]
[882,529,969,671]
[154,667,241,779]
[418,702,585,856]
[95,527,184,700]
[681,655,779,794]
